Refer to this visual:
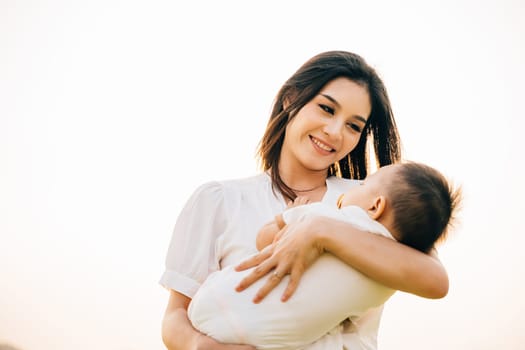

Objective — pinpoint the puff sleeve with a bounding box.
[159,181,228,298]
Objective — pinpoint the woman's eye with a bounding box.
[319,104,334,115]
[347,123,362,132]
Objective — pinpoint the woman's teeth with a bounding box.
[312,137,333,152]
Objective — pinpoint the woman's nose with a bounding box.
[322,118,343,140]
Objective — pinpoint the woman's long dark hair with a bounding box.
[257,51,402,201]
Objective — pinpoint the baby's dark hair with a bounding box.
[388,162,461,253]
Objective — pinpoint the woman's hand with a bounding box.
[162,290,255,350]
[235,216,323,303]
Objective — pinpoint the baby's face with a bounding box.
[338,164,400,209]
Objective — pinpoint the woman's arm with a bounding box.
[235,215,448,302]
[162,290,255,350]
[316,216,448,298]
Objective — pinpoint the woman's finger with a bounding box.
[235,245,273,272]
[252,269,288,303]
[235,253,277,292]
[280,263,305,302]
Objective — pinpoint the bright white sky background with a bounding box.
[1,1,524,349]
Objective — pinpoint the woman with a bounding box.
[160,51,448,350]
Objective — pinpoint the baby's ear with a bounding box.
[368,196,386,220]
[336,194,344,209]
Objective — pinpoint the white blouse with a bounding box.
[160,172,384,350]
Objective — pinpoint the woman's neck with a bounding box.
[277,160,328,197]
[279,167,326,190]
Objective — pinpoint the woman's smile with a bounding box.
[309,135,335,154]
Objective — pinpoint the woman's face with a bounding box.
[281,77,371,174]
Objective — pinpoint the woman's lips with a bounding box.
[310,135,335,154]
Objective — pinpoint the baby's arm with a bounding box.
[255,197,310,251]
[256,218,284,251]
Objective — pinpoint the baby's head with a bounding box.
[337,162,461,253]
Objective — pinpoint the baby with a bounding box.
[188,162,461,350]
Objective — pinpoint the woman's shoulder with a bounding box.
[194,172,268,190]
[219,172,270,190]
[192,173,270,201]
[181,173,270,216]
[200,173,273,214]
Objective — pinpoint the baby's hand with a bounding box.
[287,196,310,208]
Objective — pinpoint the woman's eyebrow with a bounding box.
[354,115,368,124]
[320,93,368,124]
[320,93,340,107]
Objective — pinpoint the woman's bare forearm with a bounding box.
[162,290,200,350]
[162,289,257,350]
[313,216,449,299]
